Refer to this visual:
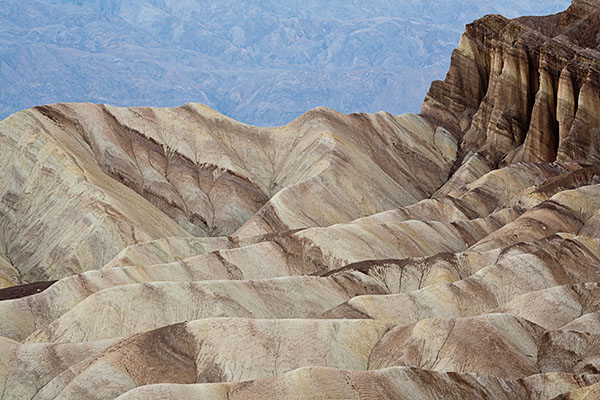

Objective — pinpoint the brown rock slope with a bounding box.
[0,104,455,284]
[2,1,600,399]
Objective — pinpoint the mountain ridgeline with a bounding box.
[0,0,570,125]
[2,1,600,399]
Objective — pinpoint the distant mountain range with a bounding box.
[5,2,600,398]
[1,0,570,125]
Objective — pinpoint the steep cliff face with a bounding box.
[2,2,600,400]
[423,0,600,170]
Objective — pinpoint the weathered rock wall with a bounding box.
[423,0,600,167]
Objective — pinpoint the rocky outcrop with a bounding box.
[423,0,600,170]
[2,1,600,399]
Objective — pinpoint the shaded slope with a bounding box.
[2,1,600,399]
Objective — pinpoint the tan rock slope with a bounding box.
[2,1,600,399]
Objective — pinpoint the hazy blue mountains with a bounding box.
[1,0,571,125]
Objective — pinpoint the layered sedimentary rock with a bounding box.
[423,0,600,172]
[117,368,600,400]
[0,103,456,284]
[2,1,600,399]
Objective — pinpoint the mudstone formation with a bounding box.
[2,1,600,399]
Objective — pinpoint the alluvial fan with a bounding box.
[2,1,600,399]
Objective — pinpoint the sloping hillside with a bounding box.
[2,1,600,399]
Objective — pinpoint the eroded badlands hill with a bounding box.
[2,1,600,399]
